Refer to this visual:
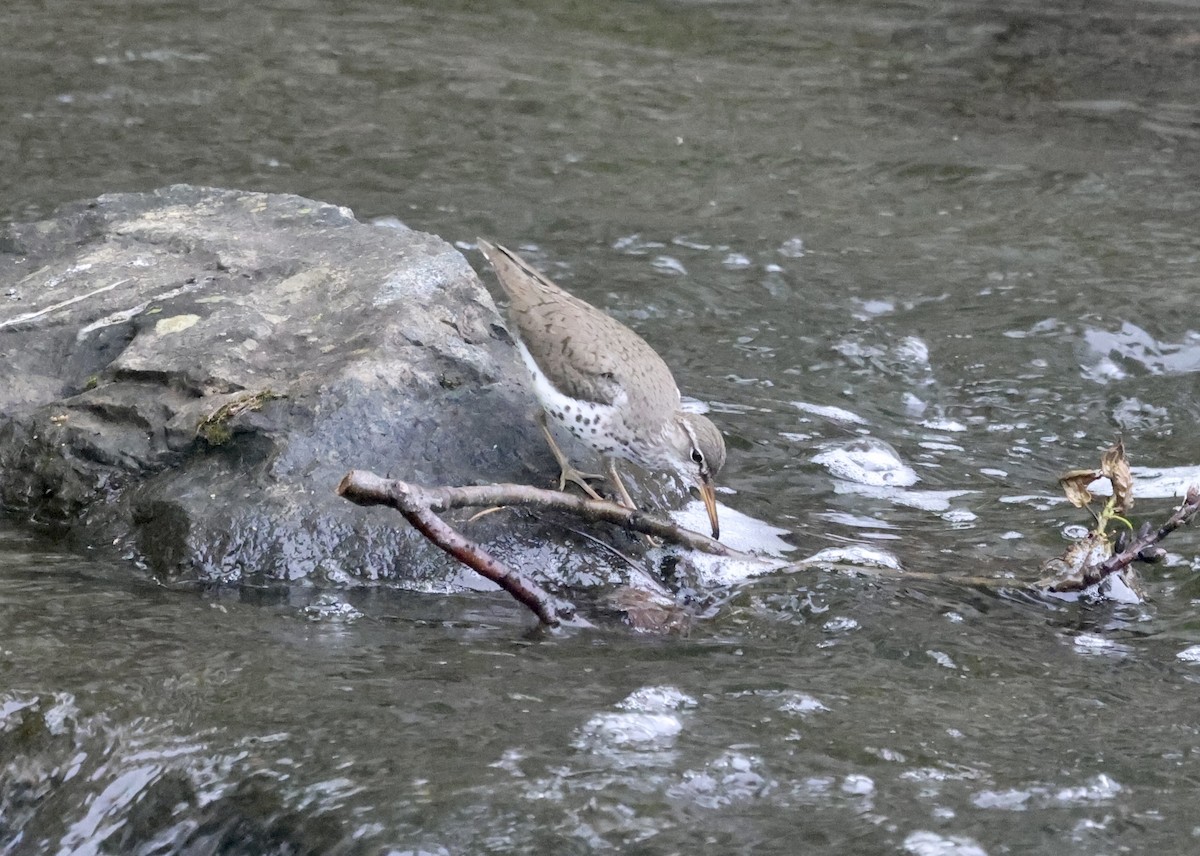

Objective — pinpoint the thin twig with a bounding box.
[1082,484,1200,587]
[337,471,575,627]
[411,480,740,557]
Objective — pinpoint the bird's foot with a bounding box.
[537,413,608,501]
[558,465,606,501]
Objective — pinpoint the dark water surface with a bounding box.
[4,0,1200,853]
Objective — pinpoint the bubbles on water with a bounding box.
[671,236,711,250]
[819,510,898,534]
[868,746,908,763]
[792,400,869,425]
[903,830,989,856]
[857,298,895,317]
[1085,356,1127,382]
[926,650,957,670]
[940,508,977,527]
[822,615,860,634]
[832,482,974,514]
[1175,645,1200,662]
[903,392,927,416]
[971,788,1031,810]
[669,501,794,586]
[303,594,363,622]
[831,333,934,384]
[760,264,790,297]
[921,418,967,432]
[616,686,697,713]
[804,545,903,571]
[1060,523,1091,540]
[920,440,965,453]
[669,751,771,808]
[650,255,687,276]
[1070,633,1132,657]
[971,773,1123,815]
[893,336,930,367]
[813,437,918,487]
[296,775,364,812]
[1054,773,1122,805]
[574,712,683,753]
[999,493,1067,511]
[612,234,666,254]
[1111,397,1171,435]
[686,553,792,588]
[722,252,752,269]
[576,687,695,755]
[777,236,806,258]
[841,773,875,796]
[777,693,830,716]
[1002,317,1062,339]
[1082,322,1200,381]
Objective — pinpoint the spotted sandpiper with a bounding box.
[477,239,726,539]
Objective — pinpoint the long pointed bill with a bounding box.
[698,478,720,540]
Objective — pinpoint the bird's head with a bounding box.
[669,412,726,540]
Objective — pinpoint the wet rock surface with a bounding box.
[0,185,575,583]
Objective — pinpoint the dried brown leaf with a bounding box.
[1037,533,1113,591]
[1058,469,1100,508]
[1100,438,1134,513]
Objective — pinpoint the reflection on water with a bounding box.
[4,0,1200,852]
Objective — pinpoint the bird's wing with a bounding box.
[479,240,679,412]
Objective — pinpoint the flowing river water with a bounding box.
[3,1,1200,853]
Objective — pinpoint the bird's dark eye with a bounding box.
[691,449,704,464]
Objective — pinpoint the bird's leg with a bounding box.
[605,460,662,546]
[605,459,637,510]
[538,412,605,500]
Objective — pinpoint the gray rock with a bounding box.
[0,185,616,586]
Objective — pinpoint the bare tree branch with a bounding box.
[1082,484,1200,587]
[336,469,753,626]
[337,470,578,627]
[341,471,740,557]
